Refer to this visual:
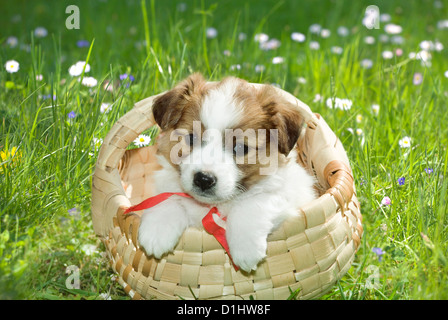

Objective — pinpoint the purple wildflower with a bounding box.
[76,40,90,48]
[424,168,433,174]
[372,247,385,261]
[68,207,81,220]
[119,73,135,88]
[398,177,405,186]
[42,94,56,100]
[68,111,76,119]
[119,73,135,81]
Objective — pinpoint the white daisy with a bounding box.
[69,61,91,77]
[5,60,19,73]
[364,36,375,45]
[230,64,241,71]
[420,40,433,51]
[337,98,352,110]
[434,41,444,52]
[399,136,412,148]
[6,36,18,48]
[418,50,432,61]
[238,32,247,41]
[98,293,112,300]
[313,94,323,103]
[34,26,48,38]
[360,59,373,69]
[81,244,98,256]
[379,34,389,43]
[206,27,218,39]
[384,23,402,34]
[356,114,363,123]
[320,29,331,38]
[260,38,281,50]
[272,56,284,64]
[297,77,307,84]
[291,32,306,42]
[176,2,187,12]
[382,50,394,59]
[331,46,343,55]
[100,102,111,113]
[337,26,349,37]
[327,97,352,110]
[254,33,269,43]
[254,64,265,73]
[391,35,404,45]
[81,76,98,87]
[309,24,322,34]
[309,41,320,50]
[380,13,391,22]
[134,134,151,147]
[444,70,448,78]
[437,19,448,29]
[372,104,380,115]
[326,98,335,108]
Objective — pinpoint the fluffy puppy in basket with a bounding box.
[138,73,316,272]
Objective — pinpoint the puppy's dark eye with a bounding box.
[233,142,249,156]
[186,133,197,146]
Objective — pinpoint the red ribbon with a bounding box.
[124,192,238,270]
[123,192,192,214]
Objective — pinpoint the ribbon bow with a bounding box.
[124,192,238,270]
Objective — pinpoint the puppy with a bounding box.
[138,73,317,272]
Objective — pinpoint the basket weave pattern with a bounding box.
[91,87,363,300]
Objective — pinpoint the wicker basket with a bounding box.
[91,84,363,300]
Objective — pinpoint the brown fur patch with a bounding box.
[153,73,210,169]
[153,74,304,191]
[228,78,305,189]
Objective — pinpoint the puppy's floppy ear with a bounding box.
[273,103,304,155]
[260,87,304,155]
[152,73,206,130]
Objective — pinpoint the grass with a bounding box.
[1,0,447,300]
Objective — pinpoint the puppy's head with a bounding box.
[153,73,304,204]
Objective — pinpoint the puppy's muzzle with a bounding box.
[193,171,217,191]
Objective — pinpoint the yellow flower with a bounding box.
[1,147,21,171]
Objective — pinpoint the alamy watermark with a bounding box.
[66,5,80,30]
[363,5,380,30]
[364,265,381,290]
[65,265,80,289]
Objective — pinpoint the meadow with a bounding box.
[0,0,447,300]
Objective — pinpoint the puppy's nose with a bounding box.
[193,171,217,191]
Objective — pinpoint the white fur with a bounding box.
[179,129,241,204]
[200,81,244,132]
[138,81,317,272]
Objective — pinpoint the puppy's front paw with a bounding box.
[137,203,188,259]
[229,239,267,273]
